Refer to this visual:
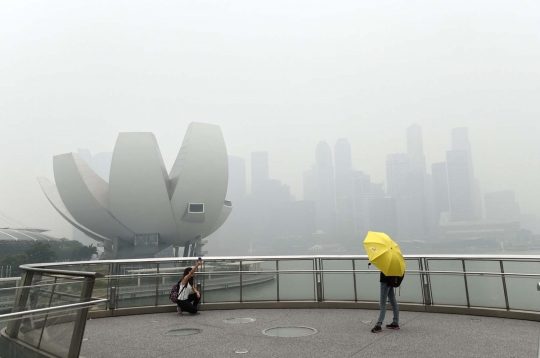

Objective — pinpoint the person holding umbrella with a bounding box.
[363,231,406,333]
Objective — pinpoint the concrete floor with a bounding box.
[81,309,540,358]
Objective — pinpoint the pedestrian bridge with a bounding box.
[1,255,540,357]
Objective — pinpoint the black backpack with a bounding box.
[386,274,405,288]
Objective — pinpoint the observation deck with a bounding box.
[1,255,540,358]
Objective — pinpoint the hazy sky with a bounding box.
[1,0,539,238]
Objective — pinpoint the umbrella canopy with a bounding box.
[363,231,406,276]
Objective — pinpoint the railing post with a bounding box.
[276,260,280,302]
[316,258,323,302]
[352,259,358,302]
[500,261,510,310]
[109,287,116,310]
[68,277,95,358]
[155,263,160,307]
[7,270,34,338]
[421,258,432,306]
[462,260,470,308]
[239,260,243,303]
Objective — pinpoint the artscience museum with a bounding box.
[38,122,232,259]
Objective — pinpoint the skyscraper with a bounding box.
[251,151,269,197]
[334,139,355,237]
[303,166,317,201]
[386,153,425,241]
[228,156,246,203]
[446,150,475,221]
[315,141,336,235]
[370,197,398,239]
[450,128,482,219]
[432,162,450,223]
[353,171,372,237]
[407,124,426,173]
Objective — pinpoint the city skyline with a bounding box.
[2,1,540,240]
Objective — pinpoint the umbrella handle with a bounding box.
[368,262,371,269]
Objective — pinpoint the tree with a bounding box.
[25,242,57,264]
[0,254,28,276]
[73,244,98,261]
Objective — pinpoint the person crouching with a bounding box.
[177,259,202,315]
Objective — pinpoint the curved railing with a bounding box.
[2,254,539,357]
[0,265,104,358]
[7,254,540,322]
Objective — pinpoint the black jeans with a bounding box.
[177,293,200,314]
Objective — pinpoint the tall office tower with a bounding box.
[303,166,318,201]
[227,156,246,203]
[315,141,336,235]
[251,151,269,197]
[446,150,475,221]
[485,191,521,222]
[334,139,355,237]
[386,153,424,241]
[432,162,450,223]
[451,128,482,218]
[371,182,385,200]
[353,171,372,238]
[370,197,398,239]
[407,124,426,173]
[406,124,429,240]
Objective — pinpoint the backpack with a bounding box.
[386,274,405,288]
[169,281,188,303]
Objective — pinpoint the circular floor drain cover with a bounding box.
[164,328,202,336]
[224,318,256,324]
[262,326,317,337]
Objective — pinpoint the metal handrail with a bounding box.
[19,254,540,268]
[0,279,90,293]
[19,265,105,278]
[0,298,108,321]
[104,269,540,279]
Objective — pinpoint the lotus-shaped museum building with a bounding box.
[38,122,232,259]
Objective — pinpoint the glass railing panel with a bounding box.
[464,260,506,309]
[116,262,158,308]
[25,275,58,312]
[354,259,380,301]
[0,278,19,317]
[503,260,540,311]
[278,259,315,301]
[37,308,78,358]
[241,260,277,302]
[321,259,355,301]
[427,259,467,306]
[396,259,423,304]
[156,261,189,306]
[53,277,84,302]
[201,260,240,303]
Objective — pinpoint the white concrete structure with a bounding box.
[38,122,232,259]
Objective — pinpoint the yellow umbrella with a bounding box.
[363,231,406,276]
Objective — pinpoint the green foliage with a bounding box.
[25,242,57,264]
[0,240,99,276]
[51,238,97,261]
[0,253,28,276]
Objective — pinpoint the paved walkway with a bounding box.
[81,309,540,358]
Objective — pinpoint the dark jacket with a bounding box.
[380,272,405,287]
